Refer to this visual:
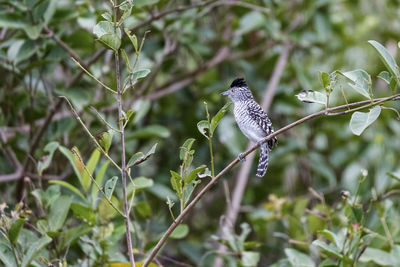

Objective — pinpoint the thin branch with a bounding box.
[61,96,122,171]
[71,57,117,94]
[71,148,125,217]
[142,94,400,266]
[114,1,135,265]
[44,26,85,66]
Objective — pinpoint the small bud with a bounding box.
[361,169,368,177]
[341,190,350,199]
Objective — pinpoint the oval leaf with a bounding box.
[337,69,371,99]
[349,106,381,136]
[170,224,189,239]
[179,138,196,160]
[133,177,154,190]
[368,40,400,86]
[105,176,118,200]
[211,102,232,134]
[197,120,210,139]
[296,90,327,105]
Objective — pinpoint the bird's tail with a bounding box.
[256,143,269,177]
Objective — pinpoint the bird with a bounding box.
[221,78,277,177]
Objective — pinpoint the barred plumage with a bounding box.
[221,78,277,177]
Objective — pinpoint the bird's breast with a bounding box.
[233,103,266,142]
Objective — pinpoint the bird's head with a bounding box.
[221,78,253,102]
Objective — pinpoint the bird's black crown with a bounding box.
[230,78,247,88]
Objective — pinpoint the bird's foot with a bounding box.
[238,153,246,162]
[257,140,264,146]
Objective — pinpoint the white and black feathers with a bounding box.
[221,78,277,177]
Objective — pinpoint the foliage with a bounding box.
[1,0,400,266]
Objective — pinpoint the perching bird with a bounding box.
[221,78,277,177]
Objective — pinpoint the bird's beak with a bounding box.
[221,90,229,96]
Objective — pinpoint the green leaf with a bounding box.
[121,48,132,72]
[241,251,260,267]
[170,171,183,199]
[81,149,101,192]
[70,203,96,226]
[210,102,232,134]
[49,180,86,202]
[8,39,36,65]
[43,0,57,24]
[99,33,121,51]
[135,0,159,8]
[136,201,152,217]
[124,28,138,51]
[170,224,189,239]
[0,13,28,29]
[0,243,17,267]
[131,69,151,84]
[60,225,92,250]
[98,131,113,153]
[58,146,83,182]
[186,165,207,184]
[105,176,118,200]
[318,230,341,248]
[197,120,210,139]
[127,143,157,168]
[98,196,119,222]
[369,40,400,86]
[351,206,363,223]
[184,180,200,205]
[93,21,112,38]
[93,21,121,51]
[359,247,392,265]
[101,12,112,22]
[239,11,266,34]
[312,240,343,259]
[296,90,327,105]
[48,196,72,232]
[128,125,170,139]
[133,177,154,190]
[378,71,391,84]
[8,218,26,244]
[319,71,331,89]
[349,106,381,136]
[24,23,44,40]
[180,138,196,160]
[337,69,371,99]
[20,235,52,267]
[37,141,59,176]
[92,160,110,206]
[118,3,132,25]
[285,248,315,267]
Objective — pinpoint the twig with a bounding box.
[70,57,117,94]
[71,148,125,217]
[142,94,400,266]
[114,1,135,265]
[61,96,121,171]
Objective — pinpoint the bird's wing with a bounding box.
[247,103,277,149]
